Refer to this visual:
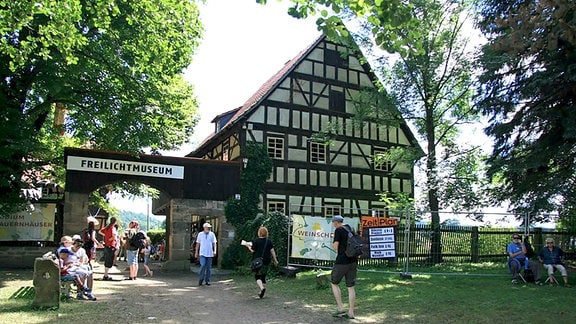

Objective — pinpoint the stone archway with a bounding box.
[63,148,241,268]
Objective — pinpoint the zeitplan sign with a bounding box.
[361,216,398,259]
[67,156,185,179]
[368,227,395,258]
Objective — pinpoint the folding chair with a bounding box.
[545,275,559,286]
[508,257,529,283]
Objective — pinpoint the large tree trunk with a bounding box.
[426,103,442,264]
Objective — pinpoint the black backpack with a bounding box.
[524,236,535,259]
[82,228,93,249]
[341,225,363,258]
[130,231,147,250]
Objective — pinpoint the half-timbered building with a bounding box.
[188,34,420,217]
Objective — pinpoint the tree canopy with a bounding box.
[0,0,203,209]
[476,0,576,217]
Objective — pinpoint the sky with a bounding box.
[111,1,500,220]
[173,0,321,156]
[110,0,320,213]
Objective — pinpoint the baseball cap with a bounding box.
[203,222,212,228]
[331,215,344,223]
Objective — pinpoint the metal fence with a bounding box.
[286,206,576,274]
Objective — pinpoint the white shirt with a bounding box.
[196,231,217,257]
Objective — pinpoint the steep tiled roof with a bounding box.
[190,34,325,155]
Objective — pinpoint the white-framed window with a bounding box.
[310,141,327,163]
[324,204,342,218]
[267,136,284,159]
[373,149,391,171]
[267,201,285,213]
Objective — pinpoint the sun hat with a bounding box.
[60,235,73,244]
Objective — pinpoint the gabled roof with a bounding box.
[189,34,325,155]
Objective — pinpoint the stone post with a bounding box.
[32,257,60,308]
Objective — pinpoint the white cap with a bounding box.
[72,234,82,241]
[203,222,212,228]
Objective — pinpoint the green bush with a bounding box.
[146,230,165,245]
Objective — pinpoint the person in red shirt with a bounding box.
[98,217,118,280]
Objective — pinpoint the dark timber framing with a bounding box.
[189,34,421,217]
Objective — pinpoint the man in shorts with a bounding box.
[330,215,357,319]
[99,217,118,280]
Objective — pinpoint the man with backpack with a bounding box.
[330,215,358,320]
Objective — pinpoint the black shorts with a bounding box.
[104,246,116,268]
[331,262,358,287]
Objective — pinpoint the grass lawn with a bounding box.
[1,263,575,323]
[263,262,576,323]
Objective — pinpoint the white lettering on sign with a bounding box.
[369,227,394,236]
[370,243,395,251]
[370,250,396,258]
[67,156,184,179]
[369,235,395,243]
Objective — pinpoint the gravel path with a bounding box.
[90,261,350,324]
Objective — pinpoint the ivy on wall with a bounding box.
[221,142,273,269]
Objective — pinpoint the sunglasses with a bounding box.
[513,237,520,239]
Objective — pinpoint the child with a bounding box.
[59,248,96,300]
[142,238,154,277]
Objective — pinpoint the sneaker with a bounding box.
[103,275,113,281]
[85,292,97,301]
[535,280,543,286]
[511,279,518,284]
[198,280,203,286]
[205,282,211,286]
[77,292,88,300]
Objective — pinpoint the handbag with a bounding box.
[251,257,264,272]
[250,239,268,272]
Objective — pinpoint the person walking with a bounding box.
[330,215,357,320]
[195,222,217,286]
[99,217,118,281]
[245,226,279,298]
[125,220,146,280]
[142,236,154,277]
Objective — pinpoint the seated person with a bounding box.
[70,235,97,300]
[507,234,542,285]
[58,248,95,300]
[538,237,571,287]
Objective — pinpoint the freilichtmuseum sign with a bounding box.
[67,156,185,179]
